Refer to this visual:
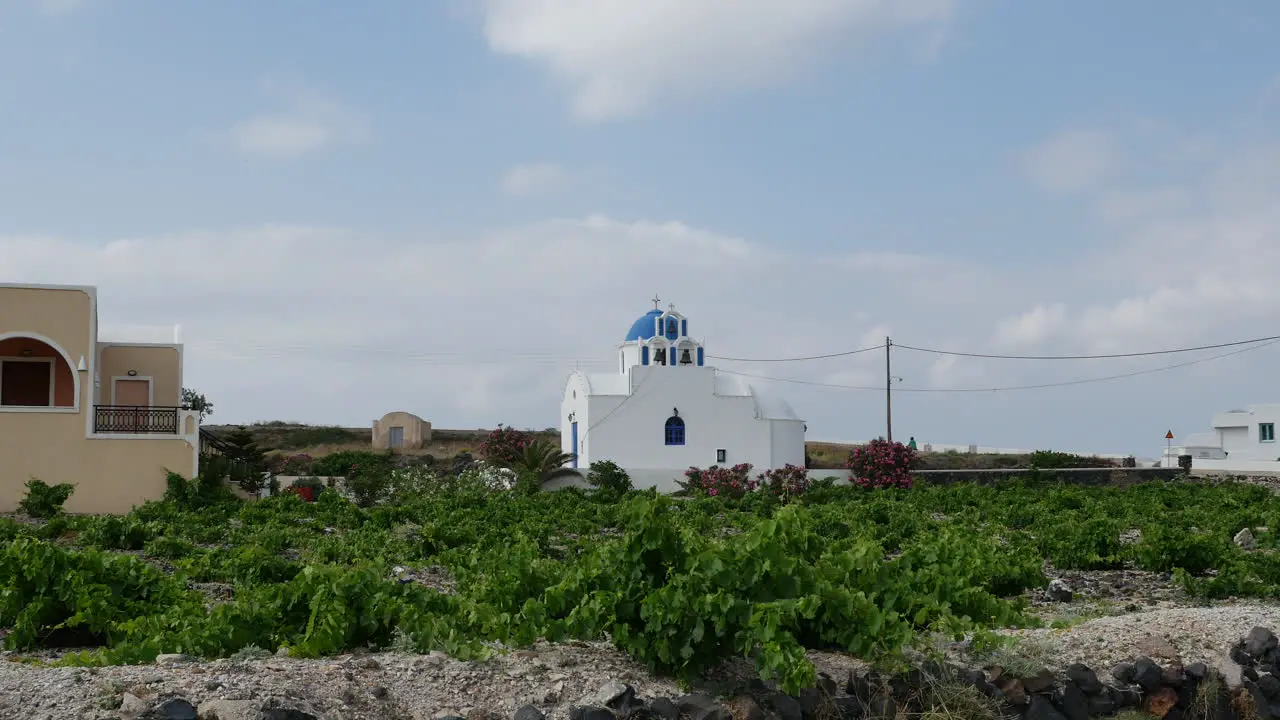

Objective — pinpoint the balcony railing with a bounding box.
[94,405,182,434]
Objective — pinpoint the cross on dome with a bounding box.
[651,293,661,309]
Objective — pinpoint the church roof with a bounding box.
[582,372,630,396]
[624,309,664,341]
[713,372,803,421]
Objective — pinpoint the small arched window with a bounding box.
[664,415,685,446]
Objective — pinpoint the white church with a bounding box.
[560,299,806,482]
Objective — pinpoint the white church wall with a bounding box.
[582,365,779,469]
[769,420,807,467]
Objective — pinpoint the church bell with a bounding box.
[680,348,693,365]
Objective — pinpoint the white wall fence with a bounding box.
[1190,459,1280,476]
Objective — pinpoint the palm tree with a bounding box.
[512,439,576,482]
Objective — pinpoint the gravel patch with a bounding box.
[0,641,684,720]
[990,602,1280,674]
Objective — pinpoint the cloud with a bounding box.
[994,304,1066,348]
[1021,129,1122,193]
[971,119,1280,405]
[0,216,1001,429]
[32,0,86,15]
[477,0,956,120]
[501,163,567,197]
[231,82,368,159]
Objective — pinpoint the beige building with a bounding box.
[372,411,432,450]
[0,284,200,514]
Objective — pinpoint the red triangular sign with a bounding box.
[1165,430,1174,439]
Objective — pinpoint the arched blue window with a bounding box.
[664,415,685,446]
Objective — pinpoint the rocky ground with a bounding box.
[0,641,871,720]
[6,596,1280,720]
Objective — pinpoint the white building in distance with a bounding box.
[560,299,806,477]
[1166,404,1280,473]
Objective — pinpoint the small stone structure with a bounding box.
[372,411,432,450]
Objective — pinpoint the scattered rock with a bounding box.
[140,697,198,720]
[1024,668,1057,694]
[198,699,260,720]
[1048,579,1074,603]
[1025,695,1068,720]
[1145,686,1178,719]
[513,706,546,720]
[1065,664,1104,694]
[1236,528,1259,550]
[154,654,194,665]
[1246,627,1279,659]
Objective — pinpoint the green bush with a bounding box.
[18,478,75,519]
[1134,524,1231,574]
[586,460,632,494]
[311,450,392,478]
[1028,450,1115,469]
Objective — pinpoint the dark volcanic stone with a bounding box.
[1247,628,1280,659]
[515,707,547,720]
[1243,682,1273,720]
[1113,687,1142,709]
[649,698,680,720]
[1058,685,1089,720]
[1260,674,1280,702]
[1111,662,1137,685]
[142,699,198,720]
[676,694,731,720]
[761,693,802,720]
[728,696,770,720]
[1087,692,1116,717]
[1233,645,1255,667]
[1065,665,1104,695]
[847,675,873,702]
[569,708,616,720]
[1025,696,1068,720]
[263,711,319,720]
[1024,669,1057,694]
[831,696,866,720]
[1133,658,1166,693]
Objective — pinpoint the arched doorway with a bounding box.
[0,335,77,408]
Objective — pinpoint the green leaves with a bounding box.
[17,472,1280,692]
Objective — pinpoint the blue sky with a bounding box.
[3,0,1280,457]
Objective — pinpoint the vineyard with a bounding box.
[3,472,1280,695]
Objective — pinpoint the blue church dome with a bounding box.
[625,310,663,341]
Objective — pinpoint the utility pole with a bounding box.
[885,336,893,444]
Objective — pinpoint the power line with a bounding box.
[706,344,883,363]
[893,333,1280,360]
[718,338,1280,394]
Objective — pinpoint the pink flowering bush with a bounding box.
[478,425,534,468]
[681,463,758,499]
[280,453,314,476]
[758,464,811,501]
[847,439,918,489]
